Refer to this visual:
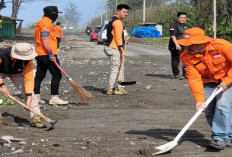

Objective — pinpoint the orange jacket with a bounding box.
[34,16,57,56]
[180,39,232,102]
[54,25,63,38]
[107,15,124,49]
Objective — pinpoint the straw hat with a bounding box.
[11,43,38,60]
[177,27,213,46]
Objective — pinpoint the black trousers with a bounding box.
[34,55,62,95]
[170,48,185,77]
[57,37,61,48]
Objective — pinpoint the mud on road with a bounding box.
[1,33,232,157]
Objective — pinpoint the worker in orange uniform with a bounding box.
[0,43,45,128]
[104,4,130,95]
[54,22,65,48]
[34,6,68,105]
[178,27,232,150]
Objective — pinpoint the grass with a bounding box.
[129,36,169,48]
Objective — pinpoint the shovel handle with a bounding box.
[8,95,53,123]
[173,87,223,143]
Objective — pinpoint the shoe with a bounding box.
[106,88,124,95]
[30,115,46,128]
[173,74,184,80]
[118,88,128,94]
[114,89,124,95]
[208,139,226,150]
[225,140,232,147]
[106,88,114,95]
[49,95,69,105]
[35,94,45,104]
[0,116,2,127]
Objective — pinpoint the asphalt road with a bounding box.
[1,32,232,157]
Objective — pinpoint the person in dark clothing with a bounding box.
[34,6,68,105]
[168,12,188,79]
[86,26,91,36]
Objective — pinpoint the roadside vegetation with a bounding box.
[90,0,232,43]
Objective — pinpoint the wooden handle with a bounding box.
[118,40,127,82]
[8,95,52,123]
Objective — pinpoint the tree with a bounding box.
[0,0,6,10]
[63,1,81,29]
[7,0,61,18]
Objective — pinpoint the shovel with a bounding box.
[8,95,58,131]
[152,87,223,155]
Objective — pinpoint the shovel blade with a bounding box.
[46,120,58,131]
[152,141,178,156]
[155,141,174,150]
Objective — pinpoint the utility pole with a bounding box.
[116,0,117,11]
[101,1,108,21]
[143,0,146,23]
[100,2,104,25]
[213,0,216,38]
[105,1,108,20]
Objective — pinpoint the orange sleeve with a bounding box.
[112,20,123,47]
[23,60,34,95]
[59,27,63,35]
[218,41,232,85]
[41,22,51,33]
[181,52,205,102]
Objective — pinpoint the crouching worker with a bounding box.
[178,27,232,150]
[0,43,45,128]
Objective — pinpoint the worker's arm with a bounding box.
[170,24,181,51]
[113,20,125,58]
[23,60,35,109]
[41,32,56,62]
[171,35,181,51]
[0,56,9,97]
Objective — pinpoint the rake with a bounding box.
[152,87,223,155]
[53,61,93,104]
[8,95,57,131]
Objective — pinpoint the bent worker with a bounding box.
[54,22,65,48]
[34,6,68,105]
[178,27,232,150]
[0,43,45,128]
[104,4,130,95]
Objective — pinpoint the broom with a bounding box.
[53,61,93,104]
[118,41,139,85]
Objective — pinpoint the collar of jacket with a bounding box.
[42,16,53,23]
[114,14,122,20]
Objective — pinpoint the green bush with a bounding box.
[205,25,232,42]
[0,97,14,106]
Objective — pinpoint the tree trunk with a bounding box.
[12,0,22,18]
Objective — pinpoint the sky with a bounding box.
[0,0,106,28]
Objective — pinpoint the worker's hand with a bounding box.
[49,56,56,62]
[124,36,130,41]
[175,44,181,51]
[121,51,126,58]
[24,96,32,112]
[196,102,206,111]
[0,85,9,97]
[218,82,228,92]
